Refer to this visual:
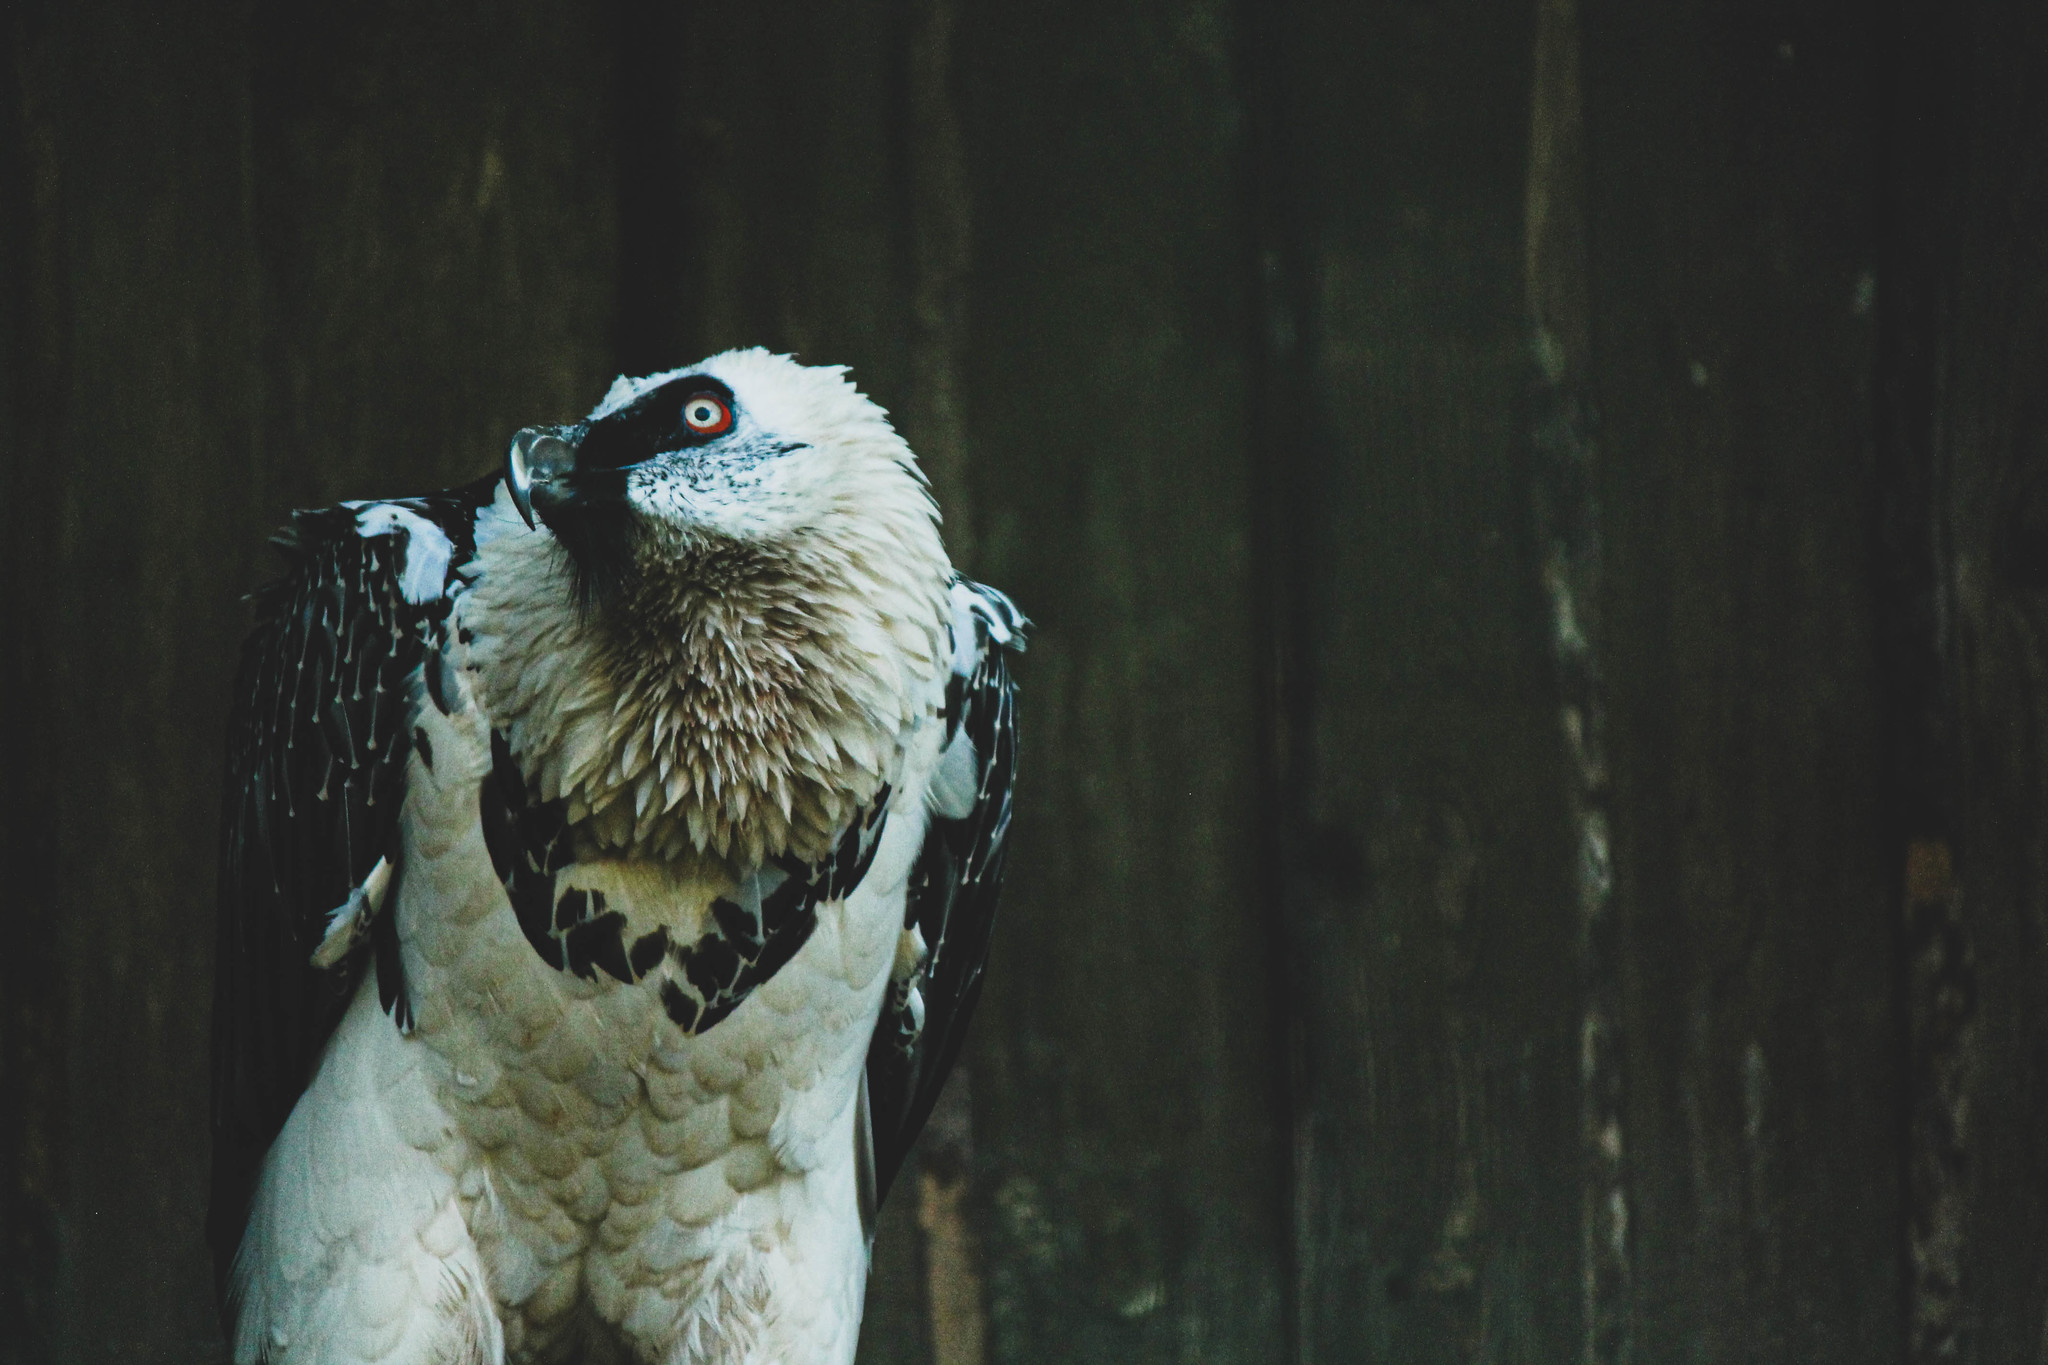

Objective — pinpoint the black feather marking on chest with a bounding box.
[660,787,891,1034]
[478,733,892,1030]
[478,729,577,971]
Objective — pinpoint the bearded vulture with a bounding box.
[209,350,1025,1365]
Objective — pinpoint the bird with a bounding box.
[209,349,1025,1365]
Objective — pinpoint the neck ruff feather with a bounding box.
[457,483,951,869]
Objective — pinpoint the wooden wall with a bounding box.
[3,0,2045,1361]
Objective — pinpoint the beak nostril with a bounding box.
[528,434,575,477]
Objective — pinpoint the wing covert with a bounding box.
[208,488,484,1302]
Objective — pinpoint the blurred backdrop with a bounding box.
[5,0,2047,1361]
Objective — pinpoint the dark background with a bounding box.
[4,0,2046,1360]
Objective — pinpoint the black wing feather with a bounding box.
[866,582,1025,1203]
[208,487,485,1303]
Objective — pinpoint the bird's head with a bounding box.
[505,347,937,607]
[467,349,954,864]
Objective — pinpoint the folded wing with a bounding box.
[865,580,1027,1204]
[208,488,487,1302]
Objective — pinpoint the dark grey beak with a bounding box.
[506,427,578,530]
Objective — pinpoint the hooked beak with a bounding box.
[506,427,579,531]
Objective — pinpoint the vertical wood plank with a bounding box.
[9,4,262,1360]
[915,1083,986,1365]
[898,0,976,567]
[900,6,985,1358]
[1872,0,1962,1356]
[1250,0,1584,1360]
[1,7,70,1361]
[1893,0,2048,1356]
[955,2,1290,1362]
[1523,0,1627,1358]
[1579,0,1900,1356]
[1240,5,1319,1359]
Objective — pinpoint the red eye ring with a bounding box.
[682,393,733,436]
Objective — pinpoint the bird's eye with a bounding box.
[682,394,733,436]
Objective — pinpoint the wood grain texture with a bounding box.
[250,0,621,505]
[8,4,261,1359]
[1873,1,1965,1356]
[1893,0,2048,1355]
[1250,0,1584,1360]
[1581,0,1901,1356]
[955,2,1291,1361]
[1,8,69,1362]
[1523,1,1626,1358]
